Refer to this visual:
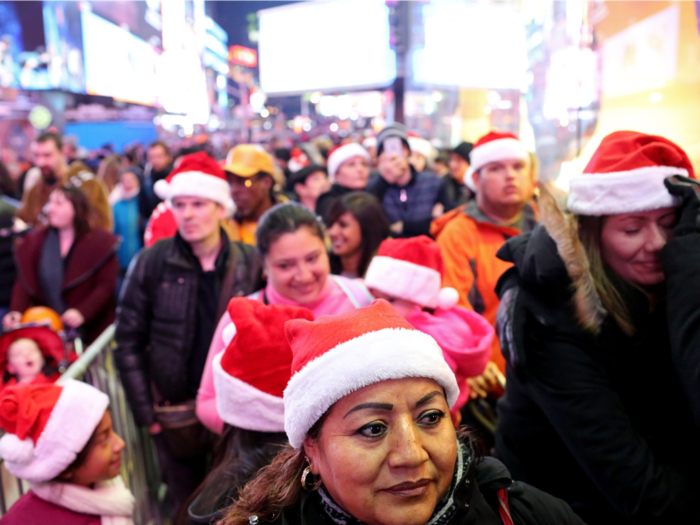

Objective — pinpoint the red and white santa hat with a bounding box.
[365,236,459,311]
[0,379,109,483]
[567,131,696,216]
[327,143,370,181]
[154,151,234,214]
[464,131,529,191]
[213,298,314,433]
[283,300,459,448]
[408,133,434,160]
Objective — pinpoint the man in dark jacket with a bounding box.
[367,123,450,237]
[441,141,474,210]
[114,153,261,512]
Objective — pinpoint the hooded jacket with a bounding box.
[494,195,700,523]
[431,201,537,372]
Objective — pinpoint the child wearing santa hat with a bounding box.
[364,236,494,418]
[0,379,134,524]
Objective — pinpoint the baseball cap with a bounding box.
[224,145,276,178]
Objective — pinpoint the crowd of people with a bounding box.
[0,122,698,525]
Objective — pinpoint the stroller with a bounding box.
[0,309,80,390]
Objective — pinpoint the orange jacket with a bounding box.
[431,202,536,372]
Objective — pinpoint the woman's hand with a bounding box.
[665,175,700,236]
[2,311,22,330]
[61,308,85,328]
[468,361,506,399]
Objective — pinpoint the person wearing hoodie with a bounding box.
[431,131,537,396]
[495,131,700,523]
[364,236,493,421]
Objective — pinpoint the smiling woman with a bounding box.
[218,301,586,525]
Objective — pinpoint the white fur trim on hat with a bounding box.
[327,143,370,181]
[567,165,687,216]
[469,138,528,176]
[362,137,377,149]
[365,256,442,309]
[284,328,459,449]
[154,171,235,214]
[408,137,433,160]
[463,167,477,191]
[213,353,285,433]
[222,322,237,347]
[0,380,109,483]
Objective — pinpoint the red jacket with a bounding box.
[0,491,99,525]
[11,227,119,343]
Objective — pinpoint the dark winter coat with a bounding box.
[315,183,356,225]
[0,198,16,308]
[441,175,474,211]
[266,445,584,525]
[114,232,261,426]
[11,226,119,343]
[366,166,450,237]
[494,198,700,523]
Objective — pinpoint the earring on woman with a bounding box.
[301,464,322,491]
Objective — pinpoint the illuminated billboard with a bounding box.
[258,1,396,94]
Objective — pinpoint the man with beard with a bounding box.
[224,144,281,245]
[16,132,112,231]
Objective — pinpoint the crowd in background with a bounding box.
[0,122,699,525]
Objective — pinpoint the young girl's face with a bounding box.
[68,411,125,487]
[7,339,45,382]
[370,289,420,319]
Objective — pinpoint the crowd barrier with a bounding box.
[0,325,163,525]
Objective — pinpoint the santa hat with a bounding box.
[288,147,310,173]
[362,136,377,150]
[283,300,459,448]
[408,134,434,160]
[213,299,314,433]
[365,236,459,310]
[567,131,696,216]
[0,380,109,483]
[327,143,370,181]
[154,151,234,214]
[464,131,529,191]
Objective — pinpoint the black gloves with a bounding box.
[664,175,700,237]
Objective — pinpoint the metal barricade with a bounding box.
[0,325,162,525]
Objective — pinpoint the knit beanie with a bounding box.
[377,122,410,155]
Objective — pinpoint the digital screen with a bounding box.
[82,9,160,106]
[258,1,396,94]
[88,0,163,49]
[412,2,527,89]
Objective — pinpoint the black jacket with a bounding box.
[315,184,356,225]
[441,175,474,211]
[114,232,261,426]
[269,449,584,525]
[494,222,700,524]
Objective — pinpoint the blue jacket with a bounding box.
[112,196,142,270]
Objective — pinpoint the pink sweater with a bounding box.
[406,305,494,416]
[196,275,373,434]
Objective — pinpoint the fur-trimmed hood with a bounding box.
[497,186,606,333]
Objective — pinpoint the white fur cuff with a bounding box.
[470,138,528,174]
[365,256,441,308]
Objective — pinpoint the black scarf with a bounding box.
[38,228,67,313]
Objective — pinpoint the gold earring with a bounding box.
[301,465,322,491]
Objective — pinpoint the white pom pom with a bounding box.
[463,167,476,191]
[0,434,35,464]
[153,179,170,200]
[437,287,459,310]
[222,322,237,347]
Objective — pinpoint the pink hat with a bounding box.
[567,131,696,216]
[0,380,109,483]
[154,151,234,214]
[283,300,459,448]
[327,143,370,181]
[464,131,529,191]
[365,236,459,310]
[213,299,314,432]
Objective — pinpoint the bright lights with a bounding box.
[216,74,227,90]
[432,91,443,102]
[263,122,272,130]
[648,92,663,104]
[310,91,323,104]
[330,123,339,132]
[303,122,312,132]
[260,108,270,118]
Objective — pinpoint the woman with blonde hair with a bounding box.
[495,131,700,523]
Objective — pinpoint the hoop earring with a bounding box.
[301,465,322,491]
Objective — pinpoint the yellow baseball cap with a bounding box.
[224,144,275,178]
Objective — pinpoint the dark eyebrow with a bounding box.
[344,402,393,419]
[415,391,443,408]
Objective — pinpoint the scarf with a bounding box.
[316,442,472,525]
[31,475,135,525]
[38,227,66,314]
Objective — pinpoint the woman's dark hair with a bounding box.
[256,202,325,259]
[328,192,390,278]
[53,186,91,238]
[182,426,288,524]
